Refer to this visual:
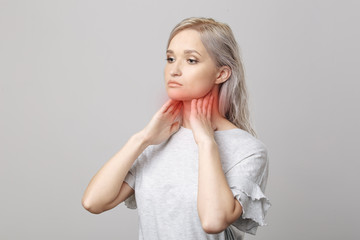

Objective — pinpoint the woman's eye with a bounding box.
[187,59,198,64]
[166,57,175,63]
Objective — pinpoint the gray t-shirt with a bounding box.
[124,126,271,240]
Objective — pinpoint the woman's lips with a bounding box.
[168,83,182,87]
[168,81,182,87]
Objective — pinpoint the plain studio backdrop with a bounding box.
[1,0,359,239]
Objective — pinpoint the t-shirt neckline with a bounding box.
[179,125,241,135]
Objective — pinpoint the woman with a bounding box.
[82,17,271,240]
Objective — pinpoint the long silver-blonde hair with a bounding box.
[167,17,257,137]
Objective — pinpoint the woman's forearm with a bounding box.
[197,139,239,233]
[82,131,149,213]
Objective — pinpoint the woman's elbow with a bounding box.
[201,217,228,234]
[81,196,103,214]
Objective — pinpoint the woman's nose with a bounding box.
[170,61,182,77]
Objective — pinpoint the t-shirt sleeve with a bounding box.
[225,143,271,235]
[124,164,136,190]
[123,146,149,210]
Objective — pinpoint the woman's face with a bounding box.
[164,29,219,101]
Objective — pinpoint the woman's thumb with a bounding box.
[170,121,180,134]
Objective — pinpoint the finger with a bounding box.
[161,99,176,113]
[165,100,180,114]
[171,101,182,116]
[166,104,176,114]
[171,103,183,121]
[207,95,213,120]
[161,99,172,113]
[203,94,209,114]
[197,98,203,115]
[170,121,180,134]
[191,99,197,115]
[174,102,183,115]
[169,101,181,114]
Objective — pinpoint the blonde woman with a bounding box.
[82,17,271,240]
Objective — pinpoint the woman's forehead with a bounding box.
[167,29,208,55]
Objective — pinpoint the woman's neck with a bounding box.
[180,87,225,131]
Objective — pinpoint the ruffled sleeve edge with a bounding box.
[227,176,271,235]
[124,193,137,209]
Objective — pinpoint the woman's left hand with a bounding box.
[189,90,216,145]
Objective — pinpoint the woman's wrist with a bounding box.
[197,137,217,149]
[133,130,151,148]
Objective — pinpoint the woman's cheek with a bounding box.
[192,77,214,97]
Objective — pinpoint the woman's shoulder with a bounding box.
[215,119,238,131]
[216,120,267,155]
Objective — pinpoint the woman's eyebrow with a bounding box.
[166,49,201,56]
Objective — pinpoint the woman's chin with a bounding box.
[166,89,205,101]
[166,91,185,101]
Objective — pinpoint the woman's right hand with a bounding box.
[141,99,183,145]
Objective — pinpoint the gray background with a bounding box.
[1,0,359,239]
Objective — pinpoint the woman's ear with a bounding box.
[215,66,231,84]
